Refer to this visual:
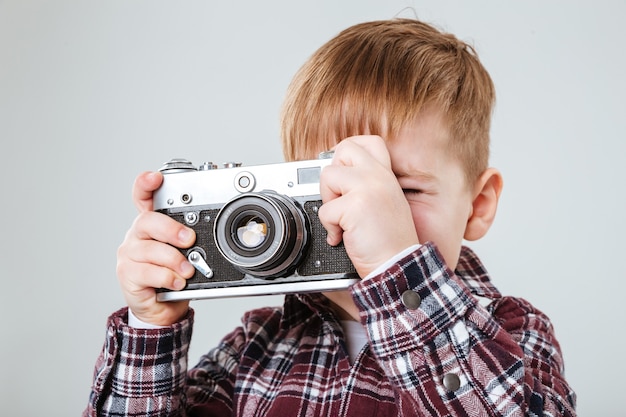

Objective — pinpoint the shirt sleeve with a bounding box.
[351,242,577,417]
[83,307,194,417]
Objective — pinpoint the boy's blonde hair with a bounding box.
[281,18,495,182]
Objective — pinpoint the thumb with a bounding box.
[132,171,163,212]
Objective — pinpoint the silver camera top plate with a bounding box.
[154,158,333,211]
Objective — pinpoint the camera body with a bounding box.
[153,154,358,301]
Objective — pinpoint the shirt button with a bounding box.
[401,290,421,310]
[443,373,461,391]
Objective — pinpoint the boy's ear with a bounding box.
[464,168,503,241]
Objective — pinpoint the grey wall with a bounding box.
[1,1,624,415]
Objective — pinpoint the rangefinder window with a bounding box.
[298,167,321,185]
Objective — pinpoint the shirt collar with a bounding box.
[280,292,339,330]
[455,245,501,299]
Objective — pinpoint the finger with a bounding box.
[319,165,341,204]
[319,164,363,204]
[117,258,189,293]
[320,161,395,206]
[332,135,392,170]
[117,232,195,293]
[131,211,196,249]
[318,180,369,235]
[132,171,164,212]
[122,237,196,278]
[317,197,346,246]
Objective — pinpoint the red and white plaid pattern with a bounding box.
[85,243,576,416]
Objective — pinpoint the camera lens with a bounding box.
[235,216,267,248]
[214,192,309,277]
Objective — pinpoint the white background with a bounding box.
[1,1,624,415]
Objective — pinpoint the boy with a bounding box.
[85,18,576,416]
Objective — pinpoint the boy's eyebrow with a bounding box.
[394,167,438,182]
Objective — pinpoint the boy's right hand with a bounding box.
[116,171,196,326]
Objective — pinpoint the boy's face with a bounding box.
[311,108,475,271]
[387,108,474,270]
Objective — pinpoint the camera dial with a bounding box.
[159,158,198,174]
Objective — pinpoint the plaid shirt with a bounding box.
[85,243,576,416]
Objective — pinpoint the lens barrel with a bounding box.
[214,192,308,277]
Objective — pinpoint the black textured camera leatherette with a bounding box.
[297,201,356,277]
[169,208,245,286]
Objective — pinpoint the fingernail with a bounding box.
[179,228,194,244]
[174,278,187,290]
[181,260,195,276]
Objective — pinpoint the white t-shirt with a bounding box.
[340,319,369,363]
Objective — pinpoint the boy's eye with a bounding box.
[402,189,423,196]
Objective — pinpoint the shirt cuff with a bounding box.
[352,243,473,355]
[128,308,169,329]
[103,307,194,397]
[363,244,422,280]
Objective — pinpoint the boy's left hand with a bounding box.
[318,135,419,278]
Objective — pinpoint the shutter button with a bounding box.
[443,373,461,391]
[401,290,422,310]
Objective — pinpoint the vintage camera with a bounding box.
[153,152,358,301]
